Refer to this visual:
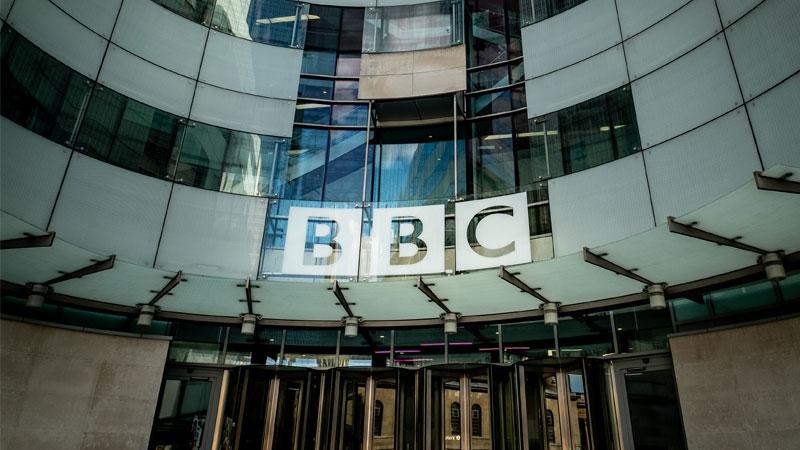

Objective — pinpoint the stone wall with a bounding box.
[0,319,169,450]
[670,316,800,449]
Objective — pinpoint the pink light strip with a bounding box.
[373,349,421,354]
[419,341,473,347]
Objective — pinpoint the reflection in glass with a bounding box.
[76,86,180,179]
[373,379,397,449]
[363,0,463,53]
[520,86,640,181]
[273,378,305,450]
[468,115,516,197]
[467,0,507,66]
[279,127,329,200]
[567,372,591,450]
[212,0,309,48]
[324,130,369,202]
[298,77,334,99]
[152,0,216,25]
[372,125,457,204]
[174,122,286,196]
[295,101,332,125]
[152,378,212,450]
[470,375,490,447]
[625,369,686,450]
[522,0,588,25]
[332,104,368,126]
[339,378,367,450]
[1,26,92,145]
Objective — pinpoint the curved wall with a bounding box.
[0,0,799,320]
[522,0,800,256]
[4,0,301,138]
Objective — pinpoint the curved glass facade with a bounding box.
[152,0,310,48]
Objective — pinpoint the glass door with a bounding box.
[151,367,224,450]
[519,361,593,450]
[610,355,686,450]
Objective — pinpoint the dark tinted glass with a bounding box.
[75,86,180,178]
[468,65,509,91]
[334,80,360,100]
[301,49,337,75]
[331,104,368,126]
[295,101,332,125]
[469,116,516,196]
[520,86,641,181]
[298,77,334,99]
[0,26,91,145]
[323,130,368,202]
[280,127,328,200]
[470,89,511,117]
[468,0,508,66]
[339,8,365,52]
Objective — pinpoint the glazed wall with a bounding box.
[1,0,798,281]
[520,0,800,256]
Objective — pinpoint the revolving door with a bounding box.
[189,360,621,450]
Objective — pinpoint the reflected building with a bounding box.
[1,0,800,450]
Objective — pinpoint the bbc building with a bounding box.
[1,0,799,449]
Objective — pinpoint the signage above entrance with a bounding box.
[280,193,532,276]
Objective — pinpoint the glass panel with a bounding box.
[543,372,561,448]
[567,371,591,450]
[212,0,308,48]
[273,378,305,450]
[152,0,216,25]
[468,65,509,91]
[501,320,555,362]
[555,312,614,357]
[523,367,544,449]
[467,0,508,66]
[278,127,329,201]
[614,306,672,353]
[299,77,334,100]
[363,0,460,53]
[468,115,516,197]
[624,369,686,450]
[324,130,368,202]
[334,80,361,101]
[373,379,397,449]
[523,86,641,180]
[1,26,92,145]
[174,122,287,196]
[336,52,361,77]
[434,376,461,450]
[283,328,344,367]
[709,278,777,314]
[469,88,511,117]
[151,378,213,450]
[302,49,337,75]
[523,0,589,26]
[339,378,367,450]
[75,86,180,179]
[490,366,517,450]
[339,8,366,52]
[295,101,332,125]
[332,104,368,126]
[372,125,456,204]
[470,374,490,445]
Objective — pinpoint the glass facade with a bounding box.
[363,0,464,53]
[153,0,310,48]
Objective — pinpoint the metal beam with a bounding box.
[498,266,550,304]
[582,248,653,285]
[147,271,183,306]
[754,171,800,194]
[415,276,451,314]
[237,277,259,315]
[331,281,355,318]
[666,216,767,254]
[1,232,56,250]
[44,255,116,285]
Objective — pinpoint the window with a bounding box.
[212,0,308,48]
[450,401,461,435]
[363,0,464,53]
[0,26,92,145]
[471,404,482,437]
[373,400,384,436]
